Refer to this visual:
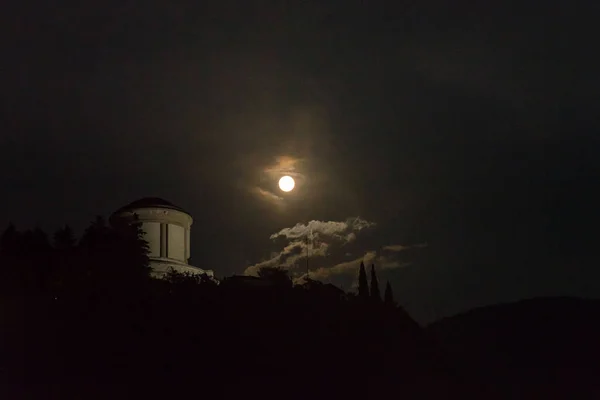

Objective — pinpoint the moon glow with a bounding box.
[278,176,295,192]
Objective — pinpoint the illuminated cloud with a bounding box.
[377,255,412,270]
[251,187,283,204]
[251,155,305,205]
[300,251,412,285]
[244,239,329,277]
[382,243,428,252]
[244,217,375,276]
[270,217,375,242]
[299,251,377,282]
[264,155,303,179]
[244,217,423,285]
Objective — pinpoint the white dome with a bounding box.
[111,198,212,279]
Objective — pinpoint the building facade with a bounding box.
[110,197,214,279]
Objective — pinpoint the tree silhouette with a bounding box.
[0,224,54,294]
[50,225,79,297]
[0,222,19,256]
[257,266,292,288]
[71,214,151,295]
[0,223,26,292]
[163,268,215,286]
[370,264,381,302]
[27,227,52,291]
[358,261,369,299]
[384,281,395,307]
[32,227,51,248]
[110,214,150,276]
[53,225,76,250]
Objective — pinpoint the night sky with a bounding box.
[2,1,599,323]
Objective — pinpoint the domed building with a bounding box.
[110,197,214,279]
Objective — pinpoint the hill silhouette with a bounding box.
[427,297,600,398]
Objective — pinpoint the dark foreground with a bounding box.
[1,279,470,399]
[3,286,600,398]
[1,221,598,398]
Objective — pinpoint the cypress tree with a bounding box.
[370,264,381,302]
[384,281,394,306]
[358,261,369,299]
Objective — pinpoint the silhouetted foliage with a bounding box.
[53,225,76,250]
[370,263,381,302]
[0,218,484,399]
[163,268,215,286]
[74,214,150,292]
[296,277,347,303]
[358,261,369,300]
[384,280,395,307]
[257,266,293,288]
[163,268,218,295]
[0,224,54,294]
[0,222,18,255]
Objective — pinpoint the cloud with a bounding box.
[304,250,412,284]
[244,238,330,277]
[244,217,375,277]
[382,243,428,252]
[244,218,423,285]
[302,251,377,282]
[270,217,375,243]
[251,187,283,204]
[251,155,304,205]
[263,155,302,179]
[377,255,412,270]
[382,244,410,252]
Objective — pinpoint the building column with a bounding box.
[186,226,192,262]
[160,223,167,258]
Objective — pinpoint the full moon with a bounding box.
[278,175,295,192]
